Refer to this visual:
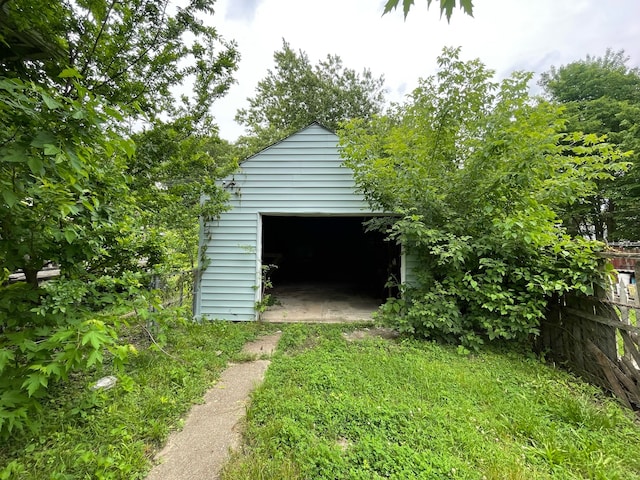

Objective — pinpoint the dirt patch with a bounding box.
[241,332,281,358]
[342,327,399,342]
[336,437,351,451]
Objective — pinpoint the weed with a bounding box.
[254,264,279,317]
[0,312,273,479]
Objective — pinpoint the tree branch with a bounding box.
[80,0,118,78]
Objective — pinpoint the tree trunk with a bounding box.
[605,199,616,241]
[593,197,605,241]
[23,266,40,289]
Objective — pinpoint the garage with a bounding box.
[194,123,415,322]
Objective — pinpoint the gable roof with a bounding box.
[240,121,336,164]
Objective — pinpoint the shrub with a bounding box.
[341,48,628,349]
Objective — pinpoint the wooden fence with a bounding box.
[539,252,640,412]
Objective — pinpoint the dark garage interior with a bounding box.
[261,215,401,301]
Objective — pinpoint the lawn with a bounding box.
[1,320,638,479]
[0,315,273,480]
[222,324,640,480]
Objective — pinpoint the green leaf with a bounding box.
[121,139,136,158]
[86,349,103,368]
[403,0,417,18]
[41,93,62,110]
[72,108,86,120]
[1,189,19,207]
[81,198,95,212]
[1,147,27,163]
[43,144,61,156]
[0,78,23,91]
[81,330,107,350]
[63,228,76,243]
[441,0,456,21]
[58,68,83,79]
[30,131,56,148]
[0,390,27,409]
[382,0,397,14]
[460,0,474,16]
[0,349,16,373]
[27,156,44,175]
[21,373,47,397]
[103,105,124,122]
[383,0,417,18]
[66,151,85,173]
[47,363,62,378]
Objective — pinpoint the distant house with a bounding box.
[607,243,639,293]
[608,243,639,277]
[194,123,416,321]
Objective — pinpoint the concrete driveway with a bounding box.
[260,282,381,323]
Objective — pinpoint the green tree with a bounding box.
[0,0,239,122]
[0,77,137,286]
[540,49,640,240]
[340,47,627,349]
[1,0,239,283]
[0,0,238,437]
[129,119,236,271]
[235,39,386,156]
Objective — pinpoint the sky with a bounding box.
[207,0,640,141]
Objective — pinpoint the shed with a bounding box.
[194,123,415,321]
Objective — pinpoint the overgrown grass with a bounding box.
[4,320,639,479]
[222,324,640,480]
[0,311,272,479]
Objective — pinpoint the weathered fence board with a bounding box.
[540,252,640,414]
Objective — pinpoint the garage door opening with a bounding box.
[260,215,401,322]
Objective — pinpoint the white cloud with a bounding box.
[224,0,266,22]
[209,0,640,141]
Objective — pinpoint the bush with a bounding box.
[0,273,151,438]
[341,48,627,349]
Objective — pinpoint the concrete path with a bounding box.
[146,332,281,480]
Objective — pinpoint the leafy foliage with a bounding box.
[0,76,138,286]
[0,0,239,438]
[129,119,236,271]
[383,0,474,20]
[540,49,640,240]
[0,273,148,438]
[235,40,386,156]
[340,47,628,349]
[1,0,240,278]
[0,0,239,122]
[0,318,268,478]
